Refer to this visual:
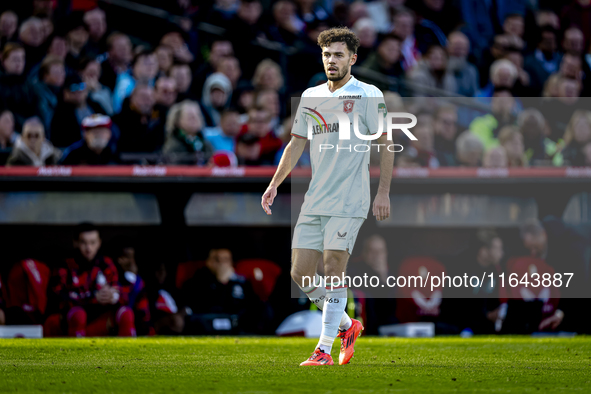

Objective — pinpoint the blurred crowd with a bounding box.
[0,1,591,167]
[1,217,589,336]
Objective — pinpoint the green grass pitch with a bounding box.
[1,336,590,393]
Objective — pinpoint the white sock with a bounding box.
[299,274,353,331]
[317,284,348,354]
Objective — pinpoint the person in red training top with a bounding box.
[0,275,5,326]
[45,223,136,337]
[110,238,153,336]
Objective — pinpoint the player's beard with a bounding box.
[325,65,348,82]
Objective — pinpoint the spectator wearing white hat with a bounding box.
[60,114,118,165]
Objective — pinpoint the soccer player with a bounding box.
[261,27,395,366]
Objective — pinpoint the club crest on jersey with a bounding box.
[343,100,354,114]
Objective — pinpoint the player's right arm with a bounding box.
[261,136,307,215]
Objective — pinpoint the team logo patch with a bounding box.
[343,100,354,114]
[378,103,387,118]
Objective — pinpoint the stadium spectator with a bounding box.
[154,76,177,113]
[111,239,152,336]
[459,0,526,61]
[45,223,136,337]
[38,15,53,42]
[524,26,561,94]
[60,114,117,165]
[502,40,532,97]
[560,0,591,46]
[100,32,133,92]
[254,88,281,133]
[265,0,305,47]
[25,33,67,85]
[434,105,459,166]
[160,31,194,65]
[392,8,420,71]
[503,13,525,38]
[155,45,174,76]
[79,57,113,115]
[113,84,162,153]
[360,33,404,89]
[0,43,36,127]
[0,109,17,164]
[6,116,60,166]
[351,18,376,65]
[558,52,584,82]
[410,0,463,37]
[455,130,483,166]
[446,31,479,97]
[498,126,526,167]
[366,0,399,34]
[50,73,107,148]
[112,49,159,114]
[482,146,508,168]
[404,113,439,168]
[562,26,585,57]
[294,0,332,29]
[163,100,214,165]
[238,106,281,165]
[217,56,242,90]
[274,116,310,167]
[560,110,591,166]
[82,8,108,58]
[34,56,65,131]
[347,1,370,27]
[470,89,516,150]
[169,63,194,102]
[0,11,18,49]
[408,45,457,96]
[203,109,241,152]
[235,132,261,165]
[181,248,260,334]
[192,39,233,99]
[201,72,232,127]
[252,59,284,92]
[517,108,561,166]
[64,15,89,71]
[477,59,518,98]
[18,17,45,74]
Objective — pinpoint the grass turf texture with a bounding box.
[0,337,590,393]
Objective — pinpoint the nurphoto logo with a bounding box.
[302,106,418,152]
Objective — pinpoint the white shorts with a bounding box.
[292,214,365,254]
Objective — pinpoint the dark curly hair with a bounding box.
[317,27,360,55]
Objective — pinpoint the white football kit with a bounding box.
[291,75,386,253]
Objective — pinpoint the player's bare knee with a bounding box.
[324,251,348,278]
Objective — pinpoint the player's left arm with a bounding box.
[373,133,394,221]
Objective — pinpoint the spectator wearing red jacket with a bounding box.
[45,223,136,337]
[236,106,281,165]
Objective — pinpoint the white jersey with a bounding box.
[291,76,386,219]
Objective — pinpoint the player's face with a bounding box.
[77,231,101,262]
[322,42,356,82]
